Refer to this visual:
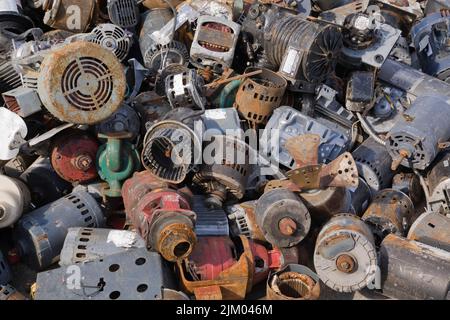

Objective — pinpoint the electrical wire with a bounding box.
[348,119,360,151]
[413,169,432,212]
[356,112,386,146]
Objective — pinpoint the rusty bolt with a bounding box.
[336,254,356,273]
[72,154,93,171]
[391,149,409,171]
[279,217,297,236]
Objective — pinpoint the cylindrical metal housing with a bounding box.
[90,23,132,62]
[122,171,197,262]
[142,108,202,184]
[193,135,250,208]
[165,69,205,110]
[0,175,30,229]
[407,211,450,252]
[387,95,450,170]
[353,137,395,194]
[43,0,96,32]
[299,187,352,224]
[392,172,424,207]
[267,264,320,300]
[139,8,189,71]
[187,236,237,281]
[255,189,311,248]
[190,15,241,73]
[427,150,450,212]
[412,13,450,83]
[60,227,146,266]
[314,214,377,293]
[96,104,141,140]
[19,157,72,207]
[379,234,450,300]
[350,177,372,216]
[192,195,229,236]
[264,13,342,82]
[37,42,126,125]
[107,0,139,29]
[51,131,99,184]
[362,189,415,241]
[227,201,267,242]
[379,58,450,99]
[0,0,33,49]
[13,190,105,270]
[234,67,287,126]
[186,236,278,287]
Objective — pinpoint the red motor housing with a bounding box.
[188,236,237,281]
[186,235,283,285]
[51,131,99,183]
[122,171,197,262]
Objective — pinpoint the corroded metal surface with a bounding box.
[51,131,99,183]
[379,234,450,300]
[122,171,197,262]
[362,189,415,241]
[267,264,320,300]
[177,236,255,300]
[234,67,287,126]
[407,211,450,251]
[43,0,97,32]
[37,41,126,125]
[285,134,320,168]
[255,188,311,248]
[314,214,377,293]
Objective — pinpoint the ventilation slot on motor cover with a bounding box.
[73,228,93,262]
[91,24,131,62]
[107,0,139,29]
[67,194,95,227]
[0,61,21,93]
[61,57,113,111]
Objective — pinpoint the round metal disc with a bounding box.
[37,41,126,125]
[0,175,26,228]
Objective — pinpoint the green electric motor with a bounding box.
[96,132,140,197]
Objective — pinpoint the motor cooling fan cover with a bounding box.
[90,23,132,62]
[37,42,126,125]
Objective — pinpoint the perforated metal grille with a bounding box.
[65,194,96,227]
[108,0,139,29]
[61,57,113,111]
[91,24,131,61]
[390,135,426,166]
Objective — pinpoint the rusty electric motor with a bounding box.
[122,171,197,262]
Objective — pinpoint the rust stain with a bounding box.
[177,236,255,300]
[234,67,287,127]
[38,41,126,125]
[267,271,320,300]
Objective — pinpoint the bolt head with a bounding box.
[278,217,297,236]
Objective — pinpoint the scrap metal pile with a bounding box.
[0,0,449,300]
